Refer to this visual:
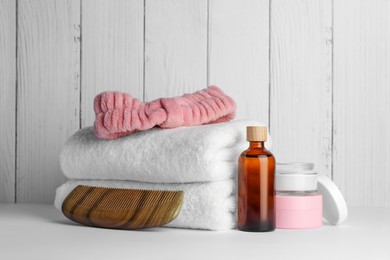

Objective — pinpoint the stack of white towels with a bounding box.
[54,120,270,230]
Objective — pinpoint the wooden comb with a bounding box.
[61,185,184,229]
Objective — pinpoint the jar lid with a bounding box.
[317,175,348,225]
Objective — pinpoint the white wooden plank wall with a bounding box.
[1,0,389,206]
[209,0,269,123]
[144,0,207,100]
[17,0,80,203]
[270,0,333,177]
[0,0,16,202]
[81,0,144,127]
[333,0,390,207]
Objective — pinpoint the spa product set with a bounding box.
[237,129,347,231]
[55,86,347,231]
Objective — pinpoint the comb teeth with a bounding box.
[62,185,184,229]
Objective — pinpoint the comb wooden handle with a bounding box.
[61,185,184,229]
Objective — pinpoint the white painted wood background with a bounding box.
[0,0,389,206]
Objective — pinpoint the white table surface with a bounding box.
[0,204,389,260]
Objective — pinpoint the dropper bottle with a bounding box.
[238,126,275,232]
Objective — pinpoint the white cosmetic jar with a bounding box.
[275,162,318,192]
[275,162,322,229]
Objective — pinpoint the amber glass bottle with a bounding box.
[238,126,275,232]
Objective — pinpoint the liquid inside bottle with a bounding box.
[238,126,275,232]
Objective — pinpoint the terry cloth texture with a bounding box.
[60,120,271,183]
[94,86,236,139]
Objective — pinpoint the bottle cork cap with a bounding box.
[247,126,267,141]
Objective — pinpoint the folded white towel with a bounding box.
[55,179,236,230]
[60,120,270,183]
